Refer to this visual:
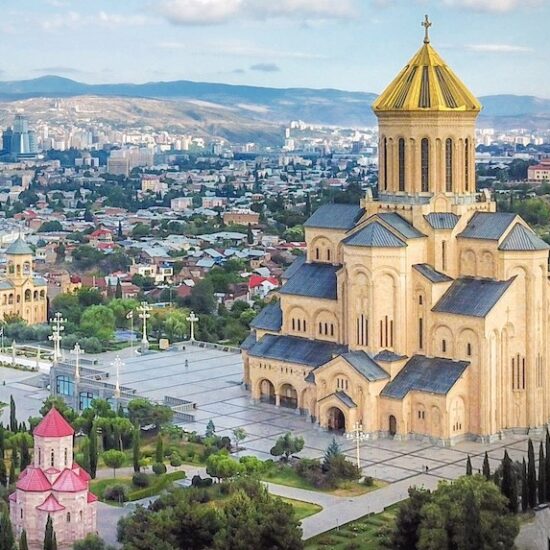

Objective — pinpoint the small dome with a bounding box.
[5,237,33,256]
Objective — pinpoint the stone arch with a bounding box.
[456,328,479,361]
[287,305,309,334]
[279,383,298,409]
[310,236,334,263]
[432,324,454,357]
[374,270,398,349]
[460,249,477,277]
[326,406,346,432]
[314,309,338,339]
[332,371,351,393]
[479,250,495,278]
[24,289,31,302]
[258,378,276,405]
[33,290,38,300]
[388,414,397,436]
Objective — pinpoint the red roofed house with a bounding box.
[248,275,279,299]
[10,408,97,549]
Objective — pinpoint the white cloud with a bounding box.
[443,0,543,13]
[156,0,358,26]
[250,62,280,72]
[40,10,149,31]
[465,43,533,53]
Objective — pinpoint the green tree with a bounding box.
[0,509,14,550]
[73,534,116,550]
[205,419,216,438]
[0,459,7,487]
[9,459,15,485]
[0,426,4,460]
[323,438,342,469]
[132,428,140,473]
[9,395,17,432]
[539,441,546,504]
[206,453,242,482]
[43,515,55,550]
[20,437,30,471]
[501,450,518,513]
[528,438,537,508]
[80,305,116,342]
[246,223,254,245]
[270,432,304,461]
[466,455,472,476]
[115,279,122,299]
[89,421,98,479]
[72,245,104,270]
[37,220,63,233]
[19,529,28,550]
[232,427,246,457]
[522,458,528,512]
[162,311,188,341]
[155,435,164,463]
[189,279,216,314]
[131,223,151,239]
[391,487,432,550]
[127,398,173,429]
[482,451,491,480]
[462,488,482,550]
[54,242,66,264]
[102,449,125,478]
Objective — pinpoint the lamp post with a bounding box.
[49,312,66,363]
[111,355,123,399]
[71,343,82,383]
[186,311,199,342]
[137,302,151,352]
[345,422,368,470]
[126,310,134,352]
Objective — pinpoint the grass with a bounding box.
[304,504,399,550]
[279,497,322,521]
[262,465,385,497]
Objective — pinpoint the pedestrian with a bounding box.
[185,359,189,368]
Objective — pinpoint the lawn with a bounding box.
[279,497,322,521]
[304,504,399,550]
[262,465,386,497]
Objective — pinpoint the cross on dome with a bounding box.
[422,14,432,44]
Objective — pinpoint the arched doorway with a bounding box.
[259,379,276,405]
[389,415,397,436]
[280,384,298,409]
[327,407,346,432]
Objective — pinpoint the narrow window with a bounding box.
[319,322,322,334]
[442,339,447,353]
[292,319,295,331]
[467,343,472,356]
[465,138,470,191]
[38,448,42,466]
[67,512,71,523]
[512,358,516,390]
[50,450,55,467]
[522,358,526,390]
[445,138,453,192]
[21,509,23,519]
[418,295,423,305]
[442,241,447,271]
[330,324,334,337]
[421,138,430,192]
[398,138,406,192]
[383,137,388,190]
[303,320,307,332]
[419,318,423,349]
[315,248,319,260]
[64,448,68,466]
[327,249,331,262]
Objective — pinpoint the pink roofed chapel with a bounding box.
[9,408,97,549]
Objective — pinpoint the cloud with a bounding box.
[465,43,533,53]
[40,10,149,31]
[156,0,357,26]
[33,66,83,74]
[443,0,543,13]
[231,68,246,74]
[250,62,280,72]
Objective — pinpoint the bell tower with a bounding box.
[371,16,482,212]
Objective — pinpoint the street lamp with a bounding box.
[49,312,66,363]
[345,422,369,470]
[137,302,151,352]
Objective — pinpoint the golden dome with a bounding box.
[373,18,481,113]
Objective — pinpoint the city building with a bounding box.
[242,22,550,444]
[528,160,550,182]
[223,209,260,226]
[106,156,129,177]
[170,197,193,211]
[9,408,97,549]
[1,115,39,159]
[0,238,47,325]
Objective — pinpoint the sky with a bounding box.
[0,0,549,98]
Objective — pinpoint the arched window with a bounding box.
[467,343,472,356]
[50,449,55,467]
[398,138,406,192]
[64,448,68,466]
[67,512,71,523]
[38,448,42,466]
[327,249,331,262]
[25,289,31,302]
[315,248,319,260]
[421,138,430,192]
[383,137,388,190]
[442,241,447,271]
[442,339,447,353]
[465,138,470,191]
[445,138,453,192]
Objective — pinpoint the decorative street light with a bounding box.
[111,355,123,399]
[186,311,199,342]
[70,343,82,383]
[345,422,369,470]
[49,312,66,363]
[137,302,151,351]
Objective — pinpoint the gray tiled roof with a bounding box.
[250,302,282,331]
[498,224,550,251]
[374,350,407,362]
[458,212,516,240]
[279,262,339,300]
[342,351,389,381]
[343,222,406,248]
[282,255,306,281]
[33,276,47,286]
[0,281,13,290]
[381,355,469,399]
[304,204,364,230]
[5,238,33,256]
[378,213,425,239]
[240,332,257,351]
[432,277,514,317]
[413,264,453,284]
[424,213,460,230]
[247,333,347,367]
[334,391,357,408]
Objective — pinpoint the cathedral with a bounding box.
[242,20,550,444]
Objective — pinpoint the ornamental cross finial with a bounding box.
[422,14,432,44]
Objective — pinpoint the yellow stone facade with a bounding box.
[242,28,550,444]
[0,238,47,325]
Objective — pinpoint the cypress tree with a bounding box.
[0,426,4,460]
[0,459,7,487]
[52,533,57,550]
[0,509,14,550]
[9,458,15,485]
[155,435,164,463]
[132,428,141,473]
[463,488,482,549]
[89,421,98,480]
[115,279,123,299]
[246,223,254,245]
[9,396,17,433]
[528,438,537,508]
[43,515,55,550]
[501,450,518,513]
[20,438,30,471]
[539,441,546,504]
[19,529,28,550]
[522,458,529,512]
[482,451,491,480]
[466,455,472,475]
[546,429,550,501]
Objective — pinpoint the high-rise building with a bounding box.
[1,115,39,158]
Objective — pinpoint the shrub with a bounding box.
[362,476,374,487]
[325,456,361,487]
[191,475,213,488]
[103,484,128,502]
[80,336,103,353]
[152,462,167,475]
[169,453,182,467]
[132,472,150,488]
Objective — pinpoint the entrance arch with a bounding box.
[259,379,276,405]
[280,384,298,409]
[327,407,346,432]
[389,415,397,436]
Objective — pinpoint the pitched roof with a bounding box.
[250,301,282,332]
[282,255,306,281]
[34,408,75,438]
[335,391,357,408]
[458,212,516,240]
[377,213,425,239]
[240,332,257,351]
[498,224,550,251]
[424,213,460,230]
[413,263,453,283]
[247,334,347,368]
[37,493,65,512]
[279,262,338,300]
[374,350,408,362]
[381,355,469,399]
[304,204,364,230]
[16,467,52,492]
[87,491,98,503]
[341,351,389,381]
[343,222,406,248]
[432,277,514,317]
[6,237,33,256]
[72,463,91,482]
[52,469,88,492]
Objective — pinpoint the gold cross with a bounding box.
[422,14,432,44]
